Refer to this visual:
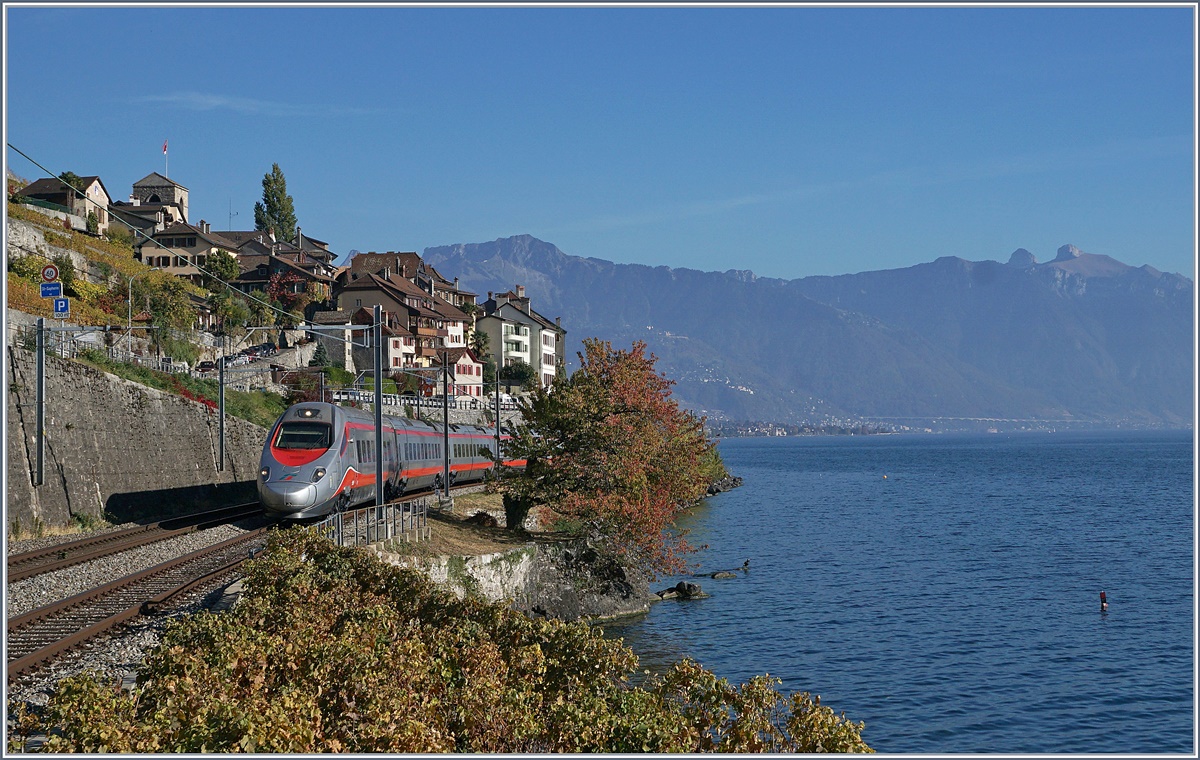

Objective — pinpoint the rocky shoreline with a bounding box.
[521,473,746,620]
[705,475,744,495]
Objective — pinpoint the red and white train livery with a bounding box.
[258,401,516,519]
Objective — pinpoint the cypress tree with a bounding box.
[253,163,298,240]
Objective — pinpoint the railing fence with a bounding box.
[308,496,431,550]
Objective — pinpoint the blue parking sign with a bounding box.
[53,297,69,318]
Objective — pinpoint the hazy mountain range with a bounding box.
[423,235,1193,430]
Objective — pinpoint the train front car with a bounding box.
[258,402,346,519]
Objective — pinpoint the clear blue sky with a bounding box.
[4,5,1196,279]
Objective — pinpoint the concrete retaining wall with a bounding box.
[5,343,268,533]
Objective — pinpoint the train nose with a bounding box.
[262,481,317,510]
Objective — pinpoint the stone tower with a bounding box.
[131,172,189,223]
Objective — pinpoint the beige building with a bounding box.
[137,220,236,287]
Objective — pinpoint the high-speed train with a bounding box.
[258,401,519,519]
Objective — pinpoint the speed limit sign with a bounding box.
[41,264,59,282]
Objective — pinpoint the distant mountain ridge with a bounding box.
[424,235,1193,429]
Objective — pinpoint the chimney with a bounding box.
[516,285,525,298]
[129,195,141,206]
[487,292,493,301]
[454,277,459,290]
[200,220,210,234]
[556,317,561,328]
[296,227,302,248]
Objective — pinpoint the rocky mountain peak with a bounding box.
[1007,248,1038,267]
[1055,244,1084,262]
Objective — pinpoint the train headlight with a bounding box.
[312,467,327,482]
[259,466,270,480]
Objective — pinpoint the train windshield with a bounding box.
[275,422,332,450]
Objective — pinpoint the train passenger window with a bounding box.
[275,422,332,449]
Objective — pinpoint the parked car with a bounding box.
[196,361,217,373]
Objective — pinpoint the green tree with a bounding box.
[471,329,496,384]
[51,254,76,295]
[209,290,251,345]
[469,328,490,358]
[498,359,536,392]
[202,249,241,291]
[147,276,199,357]
[104,224,135,250]
[85,210,99,235]
[148,275,197,331]
[245,291,274,328]
[253,163,298,240]
[57,171,86,193]
[499,339,716,576]
[308,340,330,368]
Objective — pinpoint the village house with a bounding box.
[136,219,237,287]
[478,285,565,388]
[344,306,420,374]
[336,270,469,368]
[17,175,113,235]
[442,347,485,400]
[229,251,337,317]
[344,251,478,323]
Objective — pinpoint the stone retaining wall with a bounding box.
[5,343,267,533]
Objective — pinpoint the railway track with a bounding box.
[6,502,263,583]
[7,528,269,682]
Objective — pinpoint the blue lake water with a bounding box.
[600,431,1194,753]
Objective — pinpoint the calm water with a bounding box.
[601,431,1194,753]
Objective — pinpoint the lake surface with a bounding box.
[600,431,1194,753]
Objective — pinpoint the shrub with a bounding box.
[17,530,873,753]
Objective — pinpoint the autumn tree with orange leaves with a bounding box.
[499,338,726,577]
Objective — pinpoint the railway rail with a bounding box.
[7,528,269,682]
[6,503,263,583]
